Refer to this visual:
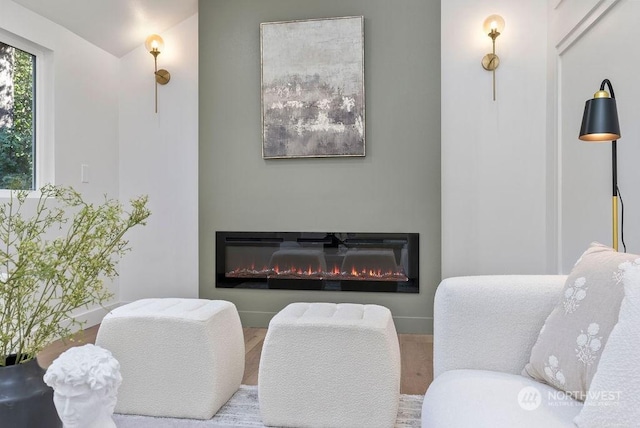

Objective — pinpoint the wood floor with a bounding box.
[38,326,433,395]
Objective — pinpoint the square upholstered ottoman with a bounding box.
[96,298,244,419]
[258,302,401,428]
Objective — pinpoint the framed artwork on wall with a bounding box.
[260,16,365,159]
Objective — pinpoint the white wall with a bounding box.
[549,0,640,271]
[0,0,121,324]
[118,14,199,301]
[0,3,199,324]
[441,0,548,277]
[0,0,120,200]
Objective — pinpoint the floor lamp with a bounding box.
[579,79,622,251]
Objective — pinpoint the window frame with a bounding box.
[0,28,53,197]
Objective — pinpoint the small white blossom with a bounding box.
[575,323,602,365]
[563,277,588,314]
[544,367,554,378]
[576,334,588,347]
[589,338,602,352]
[544,355,566,387]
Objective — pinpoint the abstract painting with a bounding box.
[261,16,365,159]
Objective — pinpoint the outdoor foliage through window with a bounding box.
[0,41,35,190]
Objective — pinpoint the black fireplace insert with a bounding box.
[216,232,419,293]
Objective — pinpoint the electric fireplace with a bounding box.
[216,232,419,293]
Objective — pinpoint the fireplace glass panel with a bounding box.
[216,232,418,293]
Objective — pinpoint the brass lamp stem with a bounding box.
[148,48,170,113]
[613,195,619,251]
[154,55,158,113]
[492,38,496,101]
[151,49,159,114]
[481,29,501,101]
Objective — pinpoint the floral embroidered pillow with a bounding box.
[523,242,637,400]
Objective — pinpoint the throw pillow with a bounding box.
[523,242,638,400]
[574,257,640,427]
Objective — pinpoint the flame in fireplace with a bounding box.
[226,264,407,282]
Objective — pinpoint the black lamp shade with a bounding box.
[579,97,621,141]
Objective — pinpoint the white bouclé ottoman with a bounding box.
[95,298,244,419]
[258,302,401,428]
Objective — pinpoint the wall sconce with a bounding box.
[145,34,171,113]
[481,14,505,101]
[579,79,623,251]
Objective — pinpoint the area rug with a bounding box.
[113,385,423,427]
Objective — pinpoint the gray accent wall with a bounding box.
[199,0,441,333]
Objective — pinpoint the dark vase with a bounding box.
[0,356,62,428]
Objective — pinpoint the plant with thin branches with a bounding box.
[0,184,150,366]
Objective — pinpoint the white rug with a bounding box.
[113,385,423,427]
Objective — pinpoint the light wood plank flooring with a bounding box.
[38,326,433,395]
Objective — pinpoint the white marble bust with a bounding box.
[43,344,122,428]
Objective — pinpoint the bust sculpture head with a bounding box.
[43,344,122,428]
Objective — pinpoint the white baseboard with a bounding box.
[71,302,122,328]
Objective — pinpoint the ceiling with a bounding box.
[12,0,198,58]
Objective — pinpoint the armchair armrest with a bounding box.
[434,275,566,377]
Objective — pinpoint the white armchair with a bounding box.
[421,275,584,428]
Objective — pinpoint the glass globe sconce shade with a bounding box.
[145,34,165,54]
[482,15,505,36]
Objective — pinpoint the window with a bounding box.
[0,29,51,195]
[0,40,36,190]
